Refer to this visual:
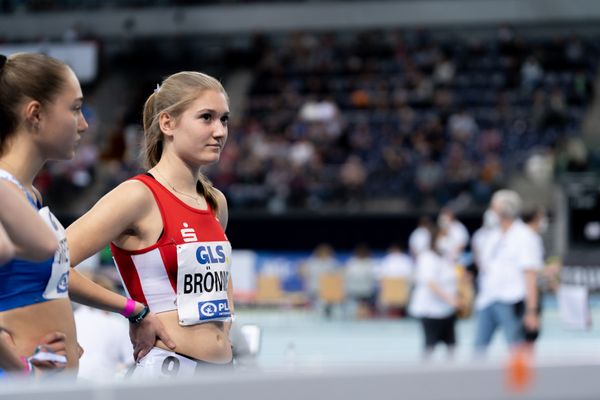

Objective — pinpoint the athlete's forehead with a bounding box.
[187,90,229,113]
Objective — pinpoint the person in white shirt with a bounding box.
[302,244,339,301]
[376,243,413,316]
[377,243,413,280]
[437,208,469,263]
[301,243,340,317]
[470,209,500,281]
[409,228,461,359]
[344,244,377,319]
[409,217,433,258]
[474,190,542,353]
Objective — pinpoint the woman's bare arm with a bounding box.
[0,181,57,261]
[66,181,175,359]
[215,190,234,335]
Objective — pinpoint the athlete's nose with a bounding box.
[78,114,89,133]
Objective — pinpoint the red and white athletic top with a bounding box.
[111,173,230,314]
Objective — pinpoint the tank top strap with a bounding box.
[0,169,39,208]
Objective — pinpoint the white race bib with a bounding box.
[176,241,231,325]
[38,207,70,300]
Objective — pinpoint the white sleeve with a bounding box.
[375,258,387,279]
[518,231,544,271]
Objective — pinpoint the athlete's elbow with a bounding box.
[0,240,16,265]
[28,236,59,261]
[40,236,60,259]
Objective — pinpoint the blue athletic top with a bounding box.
[0,170,70,311]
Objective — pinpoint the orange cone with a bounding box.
[506,347,534,393]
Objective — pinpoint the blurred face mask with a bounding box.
[483,209,500,229]
[438,215,451,230]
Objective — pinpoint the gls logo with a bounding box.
[180,223,197,243]
[196,245,226,264]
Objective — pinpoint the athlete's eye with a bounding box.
[220,115,229,125]
[200,113,212,121]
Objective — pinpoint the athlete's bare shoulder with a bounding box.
[79,177,156,226]
[115,178,155,202]
[66,177,159,262]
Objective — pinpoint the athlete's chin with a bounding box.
[200,154,221,165]
[63,147,77,160]
[49,149,76,161]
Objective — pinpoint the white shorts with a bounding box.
[127,347,232,379]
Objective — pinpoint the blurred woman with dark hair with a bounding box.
[409,227,462,359]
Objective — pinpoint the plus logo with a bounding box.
[57,271,69,293]
[180,223,197,243]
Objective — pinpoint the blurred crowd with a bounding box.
[212,28,597,211]
[16,26,600,215]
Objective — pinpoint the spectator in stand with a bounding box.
[520,56,544,91]
[344,244,377,319]
[376,243,413,281]
[339,155,367,208]
[376,243,413,316]
[448,108,478,144]
[433,54,455,86]
[300,244,340,317]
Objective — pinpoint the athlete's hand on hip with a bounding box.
[30,331,68,370]
[129,312,176,361]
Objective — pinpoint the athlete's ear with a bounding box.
[159,112,176,137]
[23,100,42,131]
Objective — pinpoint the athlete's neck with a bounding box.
[153,155,200,194]
[500,218,514,233]
[0,136,45,187]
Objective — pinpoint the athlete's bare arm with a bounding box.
[67,181,157,265]
[215,189,234,335]
[66,181,154,310]
[0,181,58,261]
[66,180,176,358]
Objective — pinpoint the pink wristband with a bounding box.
[20,356,32,375]
[121,299,137,317]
